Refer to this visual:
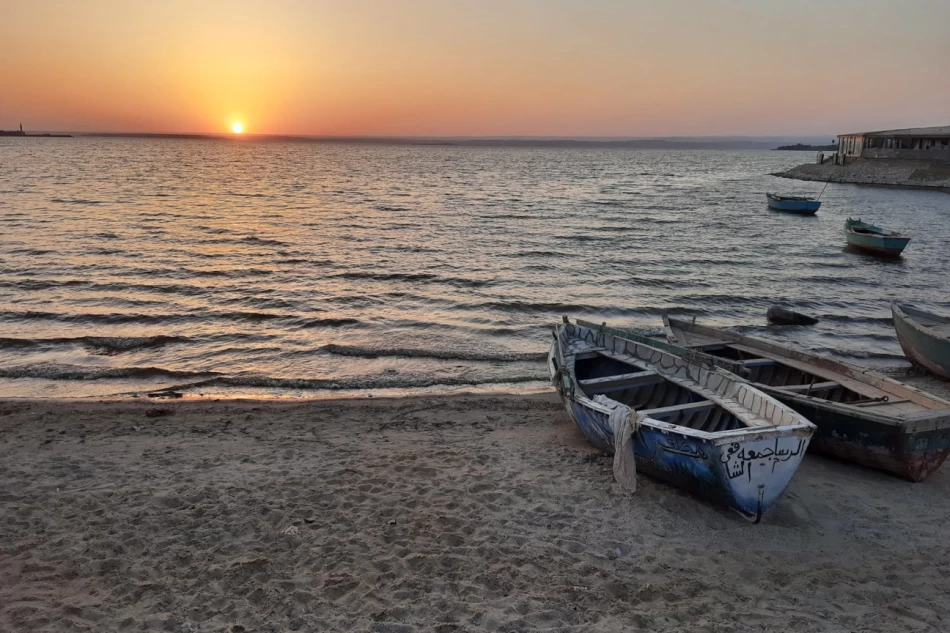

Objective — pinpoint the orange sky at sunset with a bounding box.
[2,0,948,137]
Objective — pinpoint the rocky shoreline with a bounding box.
[775,157,950,192]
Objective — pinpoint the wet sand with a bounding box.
[2,390,949,632]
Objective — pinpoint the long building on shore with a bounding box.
[838,126,950,162]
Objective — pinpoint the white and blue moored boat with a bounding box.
[550,318,814,522]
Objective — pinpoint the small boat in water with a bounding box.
[845,218,910,257]
[664,316,950,481]
[550,318,814,522]
[893,302,950,380]
[766,193,821,215]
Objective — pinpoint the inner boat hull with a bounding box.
[550,321,813,522]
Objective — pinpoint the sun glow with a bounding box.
[231,122,244,134]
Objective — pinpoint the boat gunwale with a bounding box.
[844,218,909,240]
[894,301,950,328]
[551,324,813,445]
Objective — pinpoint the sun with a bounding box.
[231,122,244,134]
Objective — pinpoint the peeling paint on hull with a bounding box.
[773,394,950,481]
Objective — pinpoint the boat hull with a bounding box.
[893,304,950,380]
[559,394,809,520]
[845,231,910,256]
[766,195,820,214]
[663,316,950,481]
[759,389,950,481]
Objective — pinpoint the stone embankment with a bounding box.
[775,158,950,192]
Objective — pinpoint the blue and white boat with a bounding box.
[549,318,814,522]
[766,192,821,214]
[845,218,911,256]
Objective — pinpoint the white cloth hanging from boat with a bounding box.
[594,395,638,493]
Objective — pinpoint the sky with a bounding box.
[1,0,948,137]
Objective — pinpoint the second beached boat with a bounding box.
[550,318,814,522]
[664,316,950,481]
[845,218,911,256]
[893,302,950,380]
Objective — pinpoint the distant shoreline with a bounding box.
[774,143,837,151]
[78,132,819,150]
[0,132,71,138]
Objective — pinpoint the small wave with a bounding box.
[506,250,572,258]
[5,248,57,256]
[197,373,547,392]
[241,236,288,247]
[375,205,410,212]
[226,192,270,198]
[322,344,547,363]
[93,232,120,240]
[329,271,494,289]
[0,309,349,326]
[294,317,361,328]
[51,198,103,205]
[469,300,681,317]
[556,235,616,242]
[818,314,893,325]
[0,279,212,297]
[0,335,189,354]
[0,364,219,381]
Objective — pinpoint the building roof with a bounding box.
[840,126,950,138]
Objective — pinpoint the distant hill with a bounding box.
[775,143,837,151]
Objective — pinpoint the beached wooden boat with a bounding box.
[664,316,950,481]
[550,318,814,522]
[845,218,910,256]
[893,302,950,380]
[766,193,821,215]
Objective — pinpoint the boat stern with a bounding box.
[712,430,812,521]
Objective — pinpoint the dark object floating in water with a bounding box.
[767,306,818,326]
[663,315,950,482]
[145,408,174,418]
[766,193,821,215]
[147,391,183,399]
[550,317,813,522]
[892,302,950,381]
[845,218,911,257]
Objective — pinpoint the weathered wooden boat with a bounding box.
[893,302,950,381]
[845,218,910,257]
[550,318,814,522]
[766,193,821,215]
[664,316,950,481]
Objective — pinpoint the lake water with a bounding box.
[1,137,948,398]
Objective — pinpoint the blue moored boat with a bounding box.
[766,192,821,214]
[549,318,814,522]
[845,218,911,257]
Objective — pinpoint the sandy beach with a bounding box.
[1,388,949,633]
